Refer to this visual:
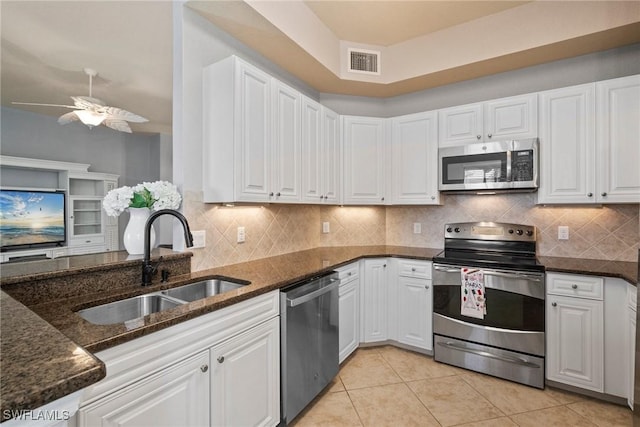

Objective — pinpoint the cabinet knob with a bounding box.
[476,135,481,140]
[276,192,281,197]
[601,192,607,197]
[320,195,324,199]
[431,196,436,200]
[381,197,385,201]
[269,192,274,197]
[487,133,493,138]
[571,284,578,289]
[348,272,352,276]
[324,195,328,199]
[587,192,593,197]
[424,285,430,290]
[383,264,387,268]
[217,356,225,364]
[411,268,416,272]
[200,364,209,373]
[551,302,557,307]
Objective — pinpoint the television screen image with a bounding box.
[0,189,66,250]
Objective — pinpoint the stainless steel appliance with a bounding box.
[280,271,340,425]
[432,221,546,389]
[438,138,538,193]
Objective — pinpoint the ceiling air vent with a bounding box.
[348,48,380,75]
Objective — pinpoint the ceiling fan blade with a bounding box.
[58,112,80,125]
[104,119,132,133]
[71,96,106,110]
[103,106,148,123]
[12,101,76,109]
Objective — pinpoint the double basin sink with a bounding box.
[77,278,248,326]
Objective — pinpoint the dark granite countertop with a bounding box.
[0,245,637,421]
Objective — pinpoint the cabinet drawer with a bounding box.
[337,263,359,283]
[546,273,603,300]
[70,235,106,246]
[398,260,432,279]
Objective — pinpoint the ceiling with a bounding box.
[2,1,639,135]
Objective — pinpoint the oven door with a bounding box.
[439,141,510,191]
[432,264,545,356]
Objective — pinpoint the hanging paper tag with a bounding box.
[461,268,486,319]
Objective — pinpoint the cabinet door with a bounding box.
[629,304,636,409]
[596,75,640,203]
[484,94,538,141]
[342,116,386,204]
[211,317,280,427]
[339,278,360,363]
[391,111,439,205]
[271,80,301,203]
[546,295,603,392]
[397,276,432,350]
[438,103,483,145]
[361,259,388,342]
[235,60,271,202]
[322,107,341,204]
[77,351,209,427]
[301,96,323,203]
[538,84,596,204]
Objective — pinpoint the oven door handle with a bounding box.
[437,341,542,369]
[433,265,543,282]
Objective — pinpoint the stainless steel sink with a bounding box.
[77,294,184,325]
[161,279,247,302]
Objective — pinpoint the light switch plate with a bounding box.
[191,230,206,248]
[558,226,569,240]
[413,223,422,234]
[322,222,330,234]
[237,226,245,243]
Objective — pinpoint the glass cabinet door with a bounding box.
[70,197,103,237]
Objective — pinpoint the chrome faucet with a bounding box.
[142,209,194,286]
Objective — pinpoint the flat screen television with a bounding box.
[0,189,66,251]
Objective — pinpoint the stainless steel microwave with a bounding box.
[438,138,539,193]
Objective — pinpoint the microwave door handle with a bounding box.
[506,150,512,182]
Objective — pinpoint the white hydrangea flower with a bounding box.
[145,181,182,211]
[101,181,182,216]
[102,186,135,217]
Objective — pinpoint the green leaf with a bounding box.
[130,188,155,208]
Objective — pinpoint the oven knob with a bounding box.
[454,227,461,233]
[526,230,533,236]
[508,229,514,234]
[516,229,523,235]
[446,227,453,233]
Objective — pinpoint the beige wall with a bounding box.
[184,191,639,272]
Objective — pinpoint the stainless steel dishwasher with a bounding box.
[280,271,340,425]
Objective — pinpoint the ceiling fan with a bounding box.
[12,68,148,133]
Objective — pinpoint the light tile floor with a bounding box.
[290,346,632,427]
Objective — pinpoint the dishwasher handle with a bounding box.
[286,278,340,307]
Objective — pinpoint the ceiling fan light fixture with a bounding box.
[74,110,106,127]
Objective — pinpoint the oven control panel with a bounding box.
[444,221,536,242]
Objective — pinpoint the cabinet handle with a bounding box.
[200,364,209,373]
[571,284,578,289]
[217,356,225,364]
[476,135,481,140]
[601,192,607,197]
[551,302,557,307]
[587,192,593,197]
[487,133,493,138]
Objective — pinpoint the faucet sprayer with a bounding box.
[142,209,194,286]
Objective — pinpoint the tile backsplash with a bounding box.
[184,191,639,272]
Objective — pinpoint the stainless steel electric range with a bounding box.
[432,221,546,389]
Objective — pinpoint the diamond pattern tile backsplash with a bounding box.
[184,191,639,272]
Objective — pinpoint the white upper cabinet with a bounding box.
[596,75,640,203]
[203,56,302,204]
[271,79,301,203]
[538,75,640,204]
[301,98,340,204]
[342,116,387,205]
[390,111,439,205]
[438,93,537,146]
[538,83,596,204]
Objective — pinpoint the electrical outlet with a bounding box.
[322,222,330,234]
[413,223,422,234]
[191,230,206,248]
[558,225,569,240]
[237,226,245,243]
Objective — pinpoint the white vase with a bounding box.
[123,207,155,255]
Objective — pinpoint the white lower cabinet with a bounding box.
[211,317,280,427]
[546,273,604,392]
[76,291,280,427]
[395,260,433,351]
[77,351,210,427]
[629,284,637,409]
[361,258,389,342]
[337,263,360,363]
